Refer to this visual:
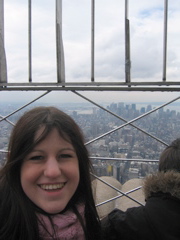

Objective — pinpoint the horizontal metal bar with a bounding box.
[1,86,180,91]
[0,149,7,153]
[90,157,158,162]
[1,81,180,87]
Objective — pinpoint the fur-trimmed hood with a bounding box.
[143,171,180,200]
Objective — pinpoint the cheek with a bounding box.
[20,163,38,191]
[69,163,80,181]
[20,166,29,192]
[20,163,27,185]
[75,170,80,186]
[65,162,80,188]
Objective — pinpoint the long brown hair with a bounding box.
[0,106,101,240]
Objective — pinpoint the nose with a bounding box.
[44,157,61,178]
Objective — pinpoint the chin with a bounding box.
[43,205,67,215]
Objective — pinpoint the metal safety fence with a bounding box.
[0,0,180,210]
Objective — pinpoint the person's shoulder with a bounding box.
[108,207,144,219]
[101,206,145,228]
[101,207,146,240]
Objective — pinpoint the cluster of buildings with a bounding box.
[0,101,180,183]
[70,102,180,183]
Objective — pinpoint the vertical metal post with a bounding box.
[28,0,32,82]
[125,0,131,84]
[162,0,168,82]
[56,0,65,83]
[91,0,95,82]
[0,0,7,83]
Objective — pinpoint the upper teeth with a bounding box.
[40,183,65,190]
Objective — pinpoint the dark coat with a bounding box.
[101,171,180,240]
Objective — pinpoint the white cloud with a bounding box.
[2,1,180,103]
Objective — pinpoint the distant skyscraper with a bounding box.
[140,107,145,114]
[131,104,136,111]
[146,105,152,112]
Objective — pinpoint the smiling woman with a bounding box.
[21,128,80,215]
[0,106,102,240]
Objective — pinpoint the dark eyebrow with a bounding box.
[31,147,75,153]
[59,148,76,152]
[29,149,44,153]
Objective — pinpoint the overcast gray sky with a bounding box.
[2,0,180,104]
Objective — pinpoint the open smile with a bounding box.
[39,183,66,191]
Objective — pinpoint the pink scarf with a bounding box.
[37,204,85,240]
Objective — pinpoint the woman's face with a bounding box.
[20,127,80,214]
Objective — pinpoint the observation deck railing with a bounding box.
[0,0,180,211]
[1,0,180,90]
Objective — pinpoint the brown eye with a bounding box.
[30,155,44,160]
[59,154,72,158]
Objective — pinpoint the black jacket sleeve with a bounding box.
[101,209,129,240]
[101,207,149,240]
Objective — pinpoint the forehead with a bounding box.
[34,126,46,140]
[33,126,48,144]
[34,126,71,145]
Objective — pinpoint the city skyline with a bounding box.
[1,99,179,182]
[0,93,180,115]
[0,90,180,105]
